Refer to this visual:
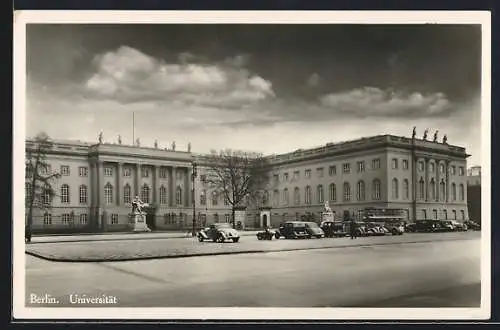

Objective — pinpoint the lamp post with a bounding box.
[191,161,198,237]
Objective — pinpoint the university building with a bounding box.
[25,133,470,233]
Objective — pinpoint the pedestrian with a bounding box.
[25,225,32,243]
[350,216,357,239]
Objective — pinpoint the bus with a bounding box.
[361,208,407,235]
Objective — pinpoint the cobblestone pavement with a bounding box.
[25,231,480,262]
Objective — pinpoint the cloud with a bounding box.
[307,73,321,87]
[319,87,452,118]
[84,46,274,107]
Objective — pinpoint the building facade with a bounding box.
[25,134,470,233]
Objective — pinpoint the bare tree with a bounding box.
[25,132,60,242]
[203,149,272,228]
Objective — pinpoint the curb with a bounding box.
[25,236,473,263]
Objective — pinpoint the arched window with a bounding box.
[403,179,409,200]
[141,184,150,203]
[176,186,182,205]
[104,183,113,205]
[443,209,448,220]
[200,190,207,205]
[159,185,167,204]
[372,179,381,200]
[60,184,70,204]
[460,210,465,220]
[452,183,457,201]
[283,188,289,205]
[123,184,131,204]
[343,182,351,201]
[329,183,336,201]
[459,184,464,201]
[356,181,365,201]
[429,179,436,200]
[294,187,300,205]
[305,186,311,204]
[392,178,399,199]
[317,185,324,203]
[79,184,88,204]
[418,178,425,200]
[439,180,446,201]
[452,209,457,220]
[212,191,218,206]
[262,191,269,205]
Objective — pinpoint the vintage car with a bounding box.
[304,222,325,238]
[437,220,455,232]
[275,221,311,239]
[405,223,417,233]
[197,223,240,243]
[464,220,481,231]
[256,228,276,240]
[450,220,468,231]
[321,221,347,238]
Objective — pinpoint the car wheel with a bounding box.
[275,233,280,239]
[392,229,398,236]
[218,235,225,243]
[232,238,239,243]
[198,237,204,242]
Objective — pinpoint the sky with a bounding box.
[25,24,483,165]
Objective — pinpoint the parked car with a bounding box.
[451,220,468,231]
[256,228,275,240]
[435,220,455,232]
[386,222,405,235]
[321,221,347,238]
[464,220,481,231]
[415,220,438,232]
[405,223,417,233]
[304,222,325,238]
[275,221,311,239]
[197,223,240,243]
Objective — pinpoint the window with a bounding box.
[43,213,52,225]
[392,178,399,199]
[422,209,427,220]
[343,163,351,174]
[433,209,438,220]
[461,210,465,220]
[372,158,381,170]
[200,174,207,183]
[42,186,51,206]
[317,185,324,203]
[60,184,70,204]
[403,179,409,200]
[343,182,351,201]
[329,165,337,176]
[443,210,448,220]
[451,183,457,201]
[418,178,425,200]
[61,165,70,176]
[224,195,229,205]
[459,184,464,201]
[176,170,183,180]
[317,168,324,177]
[440,163,445,173]
[283,173,289,181]
[213,213,219,223]
[283,188,289,205]
[141,184,150,203]
[305,169,311,178]
[273,174,279,183]
[79,184,88,204]
[329,183,336,201]
[212,191,218,206]
[293,171,300,180]
[392,159,398,169]
[124,184,131,204]
[159,185,167,204]
[357,161,365,173]
[402,160,409,170]
[293,187,300,205]
[225,214,230,223]
[262,191,269,205]
[104,183,113,205]
[372,179,381,200]
[459,167,465,176]
[429,163,435,173]
[200,190,207,205]
[104,167,113,176]
[111,214,119,224]
[305,186,311,205]
[439,180,445,201]
[356,181,365,201]
[176,187,182,205]
[123,167,131,177]
[452,210,457,220]
[62,213,71,225]
[25,183,32,202]
[142,167,149,178]
[273,190,279,207]
[429,179,436,200]
[418,161,424,172]
[79,214,88,225]
[159,167,168,179]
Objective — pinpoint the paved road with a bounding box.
[25,236,481,308]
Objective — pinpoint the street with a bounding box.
[25,234,481,308]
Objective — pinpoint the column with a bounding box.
[445,160,450,203]
[97,161,104,206]
[153,165,159,204]
[435,159,440,202]
[117,162,123,206]
[135,163,141,200]
[170,166,177,206]
[185,167,191,207]
[424,158,429,202]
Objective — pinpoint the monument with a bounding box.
[130,196,151,232]
[321,201,335,225]
[433,130,439,142]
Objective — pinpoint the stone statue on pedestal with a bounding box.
[412,126,416,140]
[154,140,158,149]
[423,129,429,141]
[172,141,176,151]
[136,138,140,147]
[118,135,122,145]
[98,131,103,144]
[442,134,448,144]
[433,130,439,142]
[130,195,151,232]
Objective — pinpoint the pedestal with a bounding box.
[322,212,334,223]
[131,213,151,232]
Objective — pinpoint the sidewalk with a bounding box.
[29,230,261,244]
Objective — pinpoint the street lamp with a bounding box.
[191,161,198,237]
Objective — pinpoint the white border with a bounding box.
[12,10,492,321]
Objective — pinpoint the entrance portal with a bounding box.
[262,214,268,227]
[259,207,272,228]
